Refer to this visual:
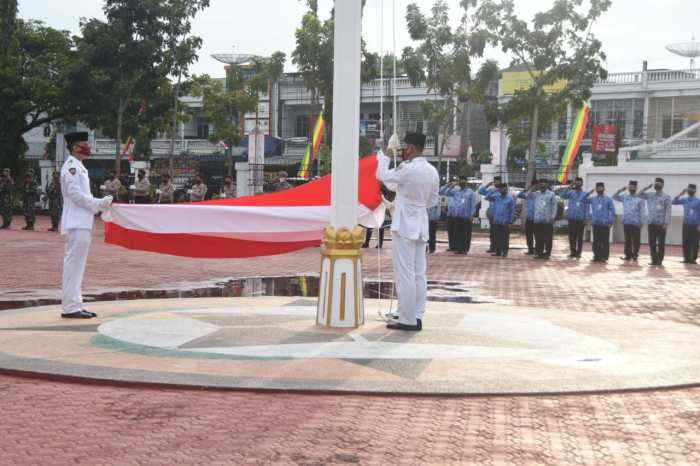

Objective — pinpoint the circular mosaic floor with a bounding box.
[1,297,699,394]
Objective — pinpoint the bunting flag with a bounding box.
[557,103,590,184]
[297,112,326,179]
[122,135,135,163]
[103,155,384,259]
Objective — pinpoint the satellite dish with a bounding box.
[211,53,262,65]
[666,38,700,70]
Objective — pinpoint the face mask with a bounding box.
[689,190,696,196]
[629,188,637,194]
[655,184,663,191]
[575,184,582,190]
[596,189,604,195]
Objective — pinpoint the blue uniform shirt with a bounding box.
[527,190,558,224]
[517,190,535,221]
[428,203,442,222]
[672,195,700,225]
[642,192,672,225]
[612,193,645,226]
[440,185,459,217]
[589,194,616,226]
[560,189,590,221]
[442,187,476,219]
[480,187,515,225]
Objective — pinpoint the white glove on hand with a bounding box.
[99,195,113,211]
[387,133,401,156]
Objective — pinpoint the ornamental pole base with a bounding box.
[316,226,365,328]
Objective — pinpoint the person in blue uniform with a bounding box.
[527,178,558,260]
[559,177,589,259]
[640,178,672,266]
[588,182,615,263]
[442,178,476,254]
[485,175,502,253]
[517,180,537,255]
[673,183,700,264]
[428,201,441,254]
[440,180,460,251]
[612,180,645,261]
[479,181,515,257]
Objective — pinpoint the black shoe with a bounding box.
[387,320,421,331]
[81,309,98,317]
[486,249,494,254]
[0,225,7,229]
[446,248,455,252]
[61,310,95,319]
[525,250,535,255]
[491,253,501,257]
[620,256,631,261]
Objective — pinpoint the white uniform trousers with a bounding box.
[62,229,92,314]
[392,232,428,326]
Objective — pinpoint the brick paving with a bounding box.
[1,214,700,465]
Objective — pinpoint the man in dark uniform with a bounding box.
[46,171,63,232]
[0,168,15,229]
[21,170,40,230]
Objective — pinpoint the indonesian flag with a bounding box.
[103,155,384,258]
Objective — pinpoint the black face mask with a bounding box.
[629,188,637,194]
[596,189,604,195]
[654,184,663,191]
[574,184,582,190]
[689,190,697,196]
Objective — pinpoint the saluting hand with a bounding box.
[680,188,688,196]
[643,183,653,191]
[587,189,595,195]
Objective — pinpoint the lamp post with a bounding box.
[316,0,364,328]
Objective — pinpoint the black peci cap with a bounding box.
[689,184,697,190]
[65,132,88,147]
[596,182,605,188]
[655,177,664,184]
[629,180,638,186]
[403,132,427,149]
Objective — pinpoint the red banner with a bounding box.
[592,124,618,154]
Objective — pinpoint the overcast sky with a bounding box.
[17,0,700,77]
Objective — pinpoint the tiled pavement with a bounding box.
[1,215,700,465]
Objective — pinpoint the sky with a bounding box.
[16,0,700,78]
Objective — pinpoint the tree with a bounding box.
[74,0,209,175]
[0,10,80,172]
[475,0,610,180]
[402,0,497,164]
[292,1,374,144]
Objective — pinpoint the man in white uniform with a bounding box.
[377,132,440,331]
[60,132,113,319]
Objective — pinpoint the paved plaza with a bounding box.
[1,216,700,465]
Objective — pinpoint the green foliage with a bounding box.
[133,126,153,160]
[402,1,498,158]
[318,143,331,176]
[359,136,373,158]
[0,13,79,172]
[474,0,611,179]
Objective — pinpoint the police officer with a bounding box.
[377,132,440,331]
[60,132,113,319]
[527,178,558,260]
[589,182,616,263]
[443,178,476,255]
[517,180,537,255]
[190,175,207,202]
[559,177,590,259]
[102,170,121,202]
[640,178,672,266]
[45,171,63,232]
[220,175,236,198]
[0,168,15,229]
[479,181,515,257]
[613,181,645,261]
[158,174,175,203]
[427,199,441,254]
[133,169,150,204]
[673,184,700,264]
[21,170,40,231]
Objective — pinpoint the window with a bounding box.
[661,116,684,138]
[633,110,644,139]
[196,118,209,139]
[296,115,310,138]
[558,119,567,141]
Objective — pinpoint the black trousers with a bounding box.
[363,227,385,248]
[135,195,150,204]
[428,221,438,253]
[493,224,510,256]
[648,224,667,264]
[623,224,641,259]
[488,217,496,251]
[525,219,535,253]
[682,224,699,263]
[446,217,456,250]
[453,217,473,253]
[534,222,553,257]
[568,220,585,257]
[592,225,610,261]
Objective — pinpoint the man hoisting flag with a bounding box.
[376,132,440,331]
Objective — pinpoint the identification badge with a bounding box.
[598,204,603,210]
[69,168,76,175]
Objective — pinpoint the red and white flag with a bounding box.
[103,155,384,258]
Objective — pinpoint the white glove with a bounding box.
[387,133,401,156]
[99,195,113,211]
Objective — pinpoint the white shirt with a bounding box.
[60,155,102,234]
[376,153,440,241]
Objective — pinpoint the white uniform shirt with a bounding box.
[376,153,440,241]
[60,156,102,234]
